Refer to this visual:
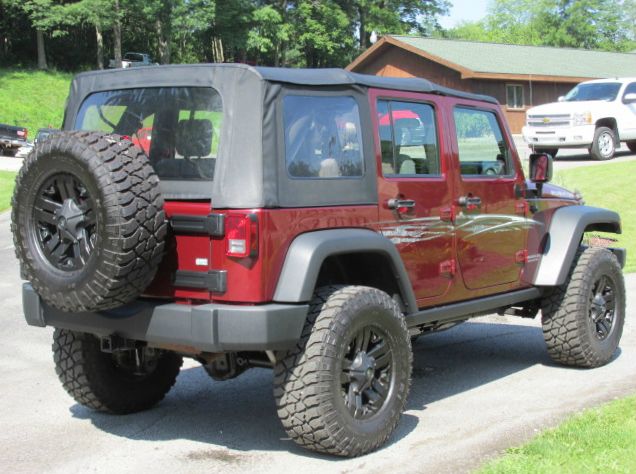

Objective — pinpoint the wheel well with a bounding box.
[596,118,619,140]
[316,253,405,310]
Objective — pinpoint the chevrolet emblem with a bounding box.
[543,117,550,123]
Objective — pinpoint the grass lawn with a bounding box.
[0,171,16,212]
[478,394,636,473]
[555,160,636,273]
[0,68,72,135]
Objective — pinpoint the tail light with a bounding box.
[226,213,258,258]
[17,129,27,139]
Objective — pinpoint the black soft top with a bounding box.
[65,64,498,208]
[70,63,497,104]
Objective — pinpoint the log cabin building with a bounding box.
[347,36,636,133]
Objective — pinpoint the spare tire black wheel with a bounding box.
[11,131,166,312]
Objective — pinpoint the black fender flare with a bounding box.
[272,228,418,314]
[533,205,622,286]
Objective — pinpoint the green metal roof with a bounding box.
[390,36,636,79]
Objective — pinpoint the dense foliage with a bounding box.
[0,0,450,70]
[443,0,636,52]
[1,0,634,71]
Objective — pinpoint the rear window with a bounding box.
[283,95,364,178]
[75,87,222,181]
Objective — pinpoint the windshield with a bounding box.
[75,87,223,181]
[564,82,621,102]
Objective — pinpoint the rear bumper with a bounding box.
[0,138,25,149]
[22,283,308,352]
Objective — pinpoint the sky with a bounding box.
[438,0,490,29]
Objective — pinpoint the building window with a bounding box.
[506,84,524,109]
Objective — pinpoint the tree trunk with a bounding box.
[212,37,224,63]
[36,29,47,70]
[358,6,367,50]
[156,18,171,64]
[113,0,122,68]
[95,24,104,69]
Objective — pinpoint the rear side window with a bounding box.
[283,95,364,178]
[377,100,440,176]
[75,87,222,181]
[453,107,511,177]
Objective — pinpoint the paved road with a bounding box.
[1,210,635,474]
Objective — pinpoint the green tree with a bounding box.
[446,0,636,52]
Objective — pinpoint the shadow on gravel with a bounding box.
[69,319,567,456]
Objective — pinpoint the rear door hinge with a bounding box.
[439,259,457,278]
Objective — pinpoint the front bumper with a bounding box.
[522,124,595,148]
[22,283,308,352]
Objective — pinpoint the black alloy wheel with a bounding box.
[342,325,393,420]
[589,274,617,341]
[32,173,97,271]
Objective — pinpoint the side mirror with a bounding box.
[529,152,553,183]
[623,93,636,104]
[557,96,565,102]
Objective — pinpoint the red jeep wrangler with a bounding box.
[13,65,625,457]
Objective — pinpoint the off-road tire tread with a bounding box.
[273,285,412,457]
[53,328,182,414]
[541,247,625,368]
[12,131,166,312]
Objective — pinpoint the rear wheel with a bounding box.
[53,329,182,414]
[541,247,625,367]
[3,147,17,157]
[274,286,412,457]
[590,127,616,160]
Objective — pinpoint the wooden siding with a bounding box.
[353,45,579,134]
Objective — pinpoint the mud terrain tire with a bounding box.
[274,285,412,457]
[12,131,166,312]
[541,247,625,368]
[53,329,182,414]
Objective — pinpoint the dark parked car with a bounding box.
[0,123,27,156]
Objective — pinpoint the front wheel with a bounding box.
[590,127,616,160]
[274,286,412,457]
[541,247,625,368]
[53,329,183,414]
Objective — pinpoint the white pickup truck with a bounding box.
[523,77,636,160]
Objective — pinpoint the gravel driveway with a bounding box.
[1,208,635,473]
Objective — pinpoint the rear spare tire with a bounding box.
[11,131,166,312]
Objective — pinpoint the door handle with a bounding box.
[458,195,482,209]
[387,198,416,210]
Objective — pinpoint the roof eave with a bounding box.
[348,36,604,84]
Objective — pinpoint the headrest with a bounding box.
[176,119,213,157]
